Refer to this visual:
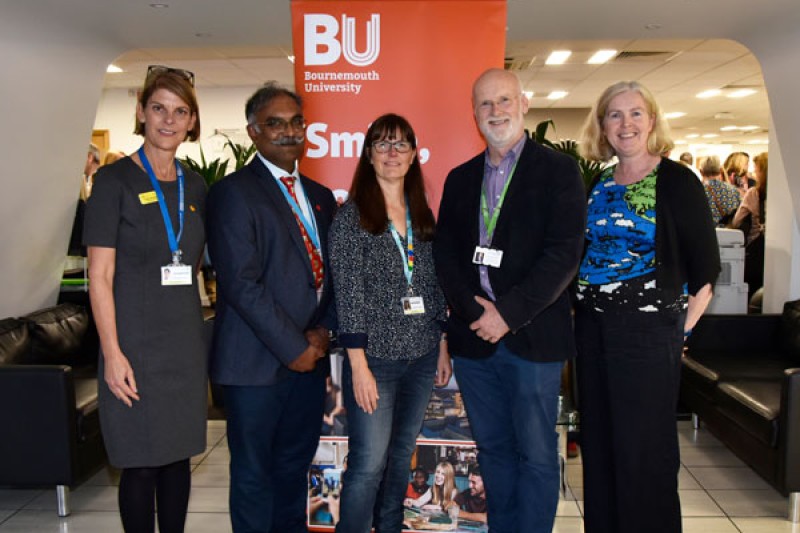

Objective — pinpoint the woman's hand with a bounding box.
[104,349,140,407]
[351,363,379,414]
[434,339,452,387]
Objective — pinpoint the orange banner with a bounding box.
[291,0,506,212]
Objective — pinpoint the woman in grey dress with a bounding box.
[84,66,206,533]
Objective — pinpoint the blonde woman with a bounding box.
[423,462,458,512]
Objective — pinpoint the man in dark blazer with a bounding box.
[206,83,337,533]
[434,69,586,533]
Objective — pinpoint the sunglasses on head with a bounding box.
[146,65,195,87]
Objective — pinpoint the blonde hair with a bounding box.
[724,152,749,183]
[431,462,457,510]
[753,152,768,193]
[579,81,673,162]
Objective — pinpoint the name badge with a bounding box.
[139,191,158,205]
[472,246,503,268]
[161,264,192,286]
[401,296,425,315]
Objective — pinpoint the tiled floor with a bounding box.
[1,420,797,532]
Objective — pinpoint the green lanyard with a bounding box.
[480,161,518,241]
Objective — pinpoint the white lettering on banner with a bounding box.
[305,123,431,164]
[304,13,380,67]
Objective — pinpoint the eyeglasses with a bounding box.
[146,65,195,87]
[253,116,306,133]
[372,140,413,153]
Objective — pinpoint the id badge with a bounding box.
[401,296,425,315]
[472,246,504,268]
[161,264,192,286]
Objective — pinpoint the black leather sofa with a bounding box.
[0,303,105,516]
[681,299,800,522]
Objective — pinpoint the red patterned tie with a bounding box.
[279,176,324,290]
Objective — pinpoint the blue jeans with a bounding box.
[224,369,325,533]
[454,343,563,533]
[336,347,438,533]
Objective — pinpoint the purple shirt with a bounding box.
[478,136,526,300]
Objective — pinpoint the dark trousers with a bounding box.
[224,369,326,533]
[574,307,685,533]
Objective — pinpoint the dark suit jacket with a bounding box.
[206,158,337,386]
[434,138,586,362]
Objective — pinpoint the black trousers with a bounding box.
[574,306,685,533]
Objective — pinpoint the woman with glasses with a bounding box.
[330,114,451,533]
[84,65,206,533]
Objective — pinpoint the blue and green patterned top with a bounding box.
[577,165,686,312]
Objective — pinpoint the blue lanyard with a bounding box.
[277,178,321,251]
[388,202,414,287]
[138,146,184,258]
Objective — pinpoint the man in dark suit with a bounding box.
[434,69,586,533]
[206,83,337,533]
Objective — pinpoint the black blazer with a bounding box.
[206,158,337,386]
[434,138,586,362]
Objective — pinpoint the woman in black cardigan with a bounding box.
[574,80,720,533]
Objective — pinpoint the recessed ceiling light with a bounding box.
[545,51,572,65]
[739,125,760,131]
[674,140,688,145]
[106,64,123,73]
[702,133,719,138]
[727,89,757,98]
[686,134,700,139]
[745,139,768,145]
[547,91,568,100]
[664,112,686,119]
[587,50,617,65]
[697,89,721,99]
[719,126,739,131]
[523,90,534,99]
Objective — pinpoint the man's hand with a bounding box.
[305,326,330,352]
[469,296,510,343]
[288,343,325,372]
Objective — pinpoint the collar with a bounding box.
[484,135,526,170]
[256,152,299,181]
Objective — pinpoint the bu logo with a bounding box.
[304,13,381,67]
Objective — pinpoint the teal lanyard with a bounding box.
[480,161,517,241]
[388,202,414,287]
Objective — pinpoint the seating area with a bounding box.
[0,303,105,517]
[681,299,800,522]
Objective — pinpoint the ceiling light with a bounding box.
[727,89,757,98]
[685,134,700,139]
[523,90,534,99]
[719,126,739,131]
[588,50,617,65]
[547,91,568,100]
[745,139,768,145]
[739,125,760,131]
[545,51,571,65]
[697,89,721,99]
[674,140,687,145]
[287,55,295,64]
[702,133,719,138]
[664,112,685,119]
[106,64,122,73]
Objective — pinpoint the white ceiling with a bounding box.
[57,0,794,145]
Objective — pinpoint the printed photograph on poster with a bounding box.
[321,350,472,441]
[308,438,487,532]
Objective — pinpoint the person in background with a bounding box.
[81,143,101,201]
[206,82,337,533]
[576,80,720,533]
[724,151,753,195]
[424,461,459,513]
[450,464,487,524]
[678,151,702,181]
[434,68,586,533]
[700,155,741,226]
[84,65,207,533]
[733,152,768,298]
[103,150,127,167]
[331,113,451,533]
[404,467,432,508]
